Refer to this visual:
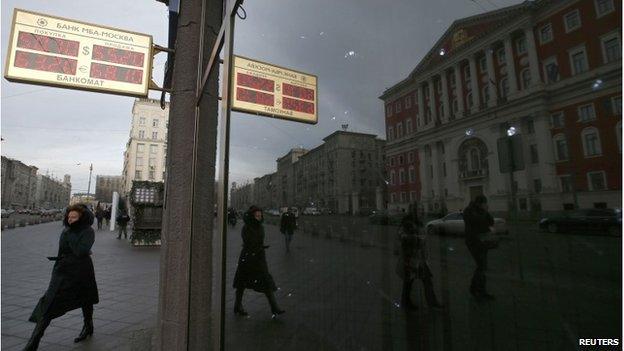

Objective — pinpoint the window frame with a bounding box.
[581,127,602,157]
[405,95,412,109]
[499,77,509,98]
[568,44,589,75]
[479,56,487,72]
[395,101,402,113]
[542,56,559,83]
[577,103,596,122]
[539,23,553,44]
[550,111,565,128]
[387,126,394,141]
[516,36,527,54]
[559,174,572,192]
[496,48,506,65]
[611,96,622,115]
[520,68,531,90]
[587,171,607,191]
[396,122,403,139]
[600,31,621,64]
[408,166,416,183]
[594,0,615,18]
[553,134,569,161]
[406,118,412,133]
[564,9,582,33]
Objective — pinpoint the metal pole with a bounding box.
[110,191,118,231]
[508,137,516,221]
[87,163,93,196]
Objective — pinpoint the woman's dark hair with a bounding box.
[63,204,88,227]
[474,195,488,205]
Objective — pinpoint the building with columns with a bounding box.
[381,0,621,216]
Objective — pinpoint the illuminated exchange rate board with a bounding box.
[4,9,152,97]
[231,56,318,124]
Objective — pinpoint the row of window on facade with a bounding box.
[387,36,619,132]
[138,116,162,128]
[134,170,165,182]
[136,130,161,140]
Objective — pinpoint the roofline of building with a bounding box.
[379,0,543,101]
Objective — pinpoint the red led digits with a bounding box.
[283,97,314,114]
[282,83,314,101]
[91,45,145,67]
[237,73,274,92]
[16,32,79,56]
[90,62,143,84]
[14,51,77,74]
[236,87,274,107]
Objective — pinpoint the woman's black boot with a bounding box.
[74,305,94,343]
[24,318,50,351]
[234,288,248,316]
[266,292,285,316]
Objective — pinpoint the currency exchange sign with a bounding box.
[4,9,152,97]
[231,55,318,124]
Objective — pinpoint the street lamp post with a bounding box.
[86,163,93,197]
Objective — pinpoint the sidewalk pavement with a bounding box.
[2,218,621,350]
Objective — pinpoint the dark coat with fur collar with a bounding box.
[29,205,99,322]
[232,210,277,293]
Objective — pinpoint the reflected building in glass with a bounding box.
[381,0,621,216]
[235,131,386,214]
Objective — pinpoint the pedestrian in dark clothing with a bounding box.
[397,204,443,310]
[95,206,104,230]
[116,211,131,239]
[233,206,285,317]
[25,204,99,350]
[463,195,495,300]
[280,208,297,252]
[104,207,111,228]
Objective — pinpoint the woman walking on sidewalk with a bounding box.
[24,204,99,350]
[397,204,443,311]
[233,205,285,317]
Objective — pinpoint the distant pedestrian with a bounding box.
[280,207,297,252]
[463,195,496,301]
[104,207,111,228]
[116,210,131,240]
[95,206,104,230]
[25,204,99,350]
[397,203,443,310]
[233,206,285,317]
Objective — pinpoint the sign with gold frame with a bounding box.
[231,55,318,124]
[4,9,153,97]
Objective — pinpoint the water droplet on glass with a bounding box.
[592,79,603,90]
[288,293,292,297]
[465,128,475,136]
[344,111,349,115]
[300,35,306,39]
[319,31,325,36]
[366,281,370,285]
[331,116,336,120]
[448,247,455,252]
[344,50,357,58]
[394,302,401,308]
[439,49,445,56]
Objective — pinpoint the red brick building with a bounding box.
[380,0,621,215]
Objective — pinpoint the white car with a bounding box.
[303,207,321,215]
[425,212,508,236]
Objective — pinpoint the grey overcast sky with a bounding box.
[1,0,522,194]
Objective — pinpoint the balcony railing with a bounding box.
[459,168,488,180]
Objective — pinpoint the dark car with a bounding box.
[539,209,622,236]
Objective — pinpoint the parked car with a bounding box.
[425,212,508,236]
[1,209,14,218]
[369,210,404,225]
[539,209,622,236]
[357,207,375,216]
[265,208,281,216]
[303,207,321,216]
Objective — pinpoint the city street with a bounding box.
[2,217,621,350]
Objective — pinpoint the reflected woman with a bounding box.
[233,205,285,317]
[25,204,99,350]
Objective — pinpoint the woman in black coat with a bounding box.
[233,206,285,317]
[24,204,99,350]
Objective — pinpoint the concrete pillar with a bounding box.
[440,71,450,123]
[428,77,437,126]
[351,192,360,215]
[524,27,541,87]
[418,147,430,206]
[375,186,384,210]
[485,46,497,108]
[468,55,480,112]
[503,36,518,95]
[431,143,442,204]
[417,85,425,128]
[110,191,118,231]
[454,63,465,118]
[534,113,557,190]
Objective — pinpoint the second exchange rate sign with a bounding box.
[231,55,318,124]
[4,9,152,97]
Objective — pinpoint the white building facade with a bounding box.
[122,98,170,195]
